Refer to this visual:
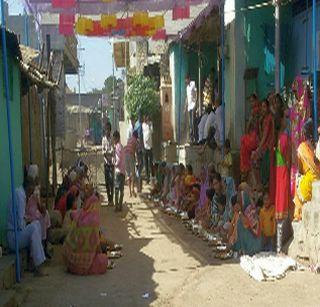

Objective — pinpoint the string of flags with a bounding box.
[54,0,192,39]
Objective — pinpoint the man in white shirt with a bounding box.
[185,75,197,143]
[198,106,211,144]
[102,122,114,205]
[7,177,46,276]
[213,100,223,148]
[204,104,216,141]
[142,115,153,184]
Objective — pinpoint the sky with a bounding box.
[8,1,122,93]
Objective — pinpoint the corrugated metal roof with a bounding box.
[0,29,21,60]
[174,0,220,42]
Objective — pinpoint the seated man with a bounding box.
[7,176,46,276]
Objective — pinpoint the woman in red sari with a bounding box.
[274,111,291,253]
[240,94,260,180]
[240,121,259,176]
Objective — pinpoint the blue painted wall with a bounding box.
[289,3,320,79]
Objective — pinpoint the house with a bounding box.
[0,31,24,246]
[167,0,298,150]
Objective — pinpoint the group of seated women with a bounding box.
[151,97,320,257]
[54,162,122,275]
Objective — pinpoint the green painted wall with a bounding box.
[240,0,292,98]
[170,43,188,143]
[170,41,217,142]
[0,53,23,246]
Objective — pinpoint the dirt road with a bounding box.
[22,186,320,307]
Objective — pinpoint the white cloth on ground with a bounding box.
[240,252,297,282]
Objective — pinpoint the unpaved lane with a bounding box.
[23,187,320,307]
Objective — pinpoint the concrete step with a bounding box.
[0,286,30,307]
[0,290,16,307]
[0,256,16,291]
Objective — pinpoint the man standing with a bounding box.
[142,115,154,184]
[102,122,114,205]
[7,177,46,276]
[213,99,223,149]
[134,112,144,192]
[185,75,197,143]
[198,106,211,145]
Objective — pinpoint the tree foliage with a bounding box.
[125,74,159,120]
[89,76,122,96]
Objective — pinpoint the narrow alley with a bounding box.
[21,186,320,307]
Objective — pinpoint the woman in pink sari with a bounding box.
[26,192,51,241]
[290,76,311,200]
[63,193,108,275]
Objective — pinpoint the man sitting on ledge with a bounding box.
[7,176,47,277]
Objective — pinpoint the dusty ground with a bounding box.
[22,184,320,307]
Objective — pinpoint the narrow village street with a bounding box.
[2,1,320,307]
[21,185,320,307]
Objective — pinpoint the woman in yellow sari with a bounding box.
[294,119,320,220]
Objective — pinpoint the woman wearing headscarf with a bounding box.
[63,193,110,275]
[290,76,311,201]
[293,119,320,221]
[232,184,262,256]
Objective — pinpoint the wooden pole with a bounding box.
[274,0,281,93]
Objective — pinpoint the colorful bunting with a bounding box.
[52,0,76,9]
[59,13,75,36]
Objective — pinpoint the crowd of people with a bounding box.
[5,74,320,276]
[6,158,124,277]
[5,111,155,278]
[149,75,320,259]
[103,112,154,201]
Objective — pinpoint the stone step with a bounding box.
[0,256,16,291]
[0,290,16,307]
[0,286,29,307]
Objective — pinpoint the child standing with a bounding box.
[113,131,125,212]
[219,139,233,177]
[259,193,276,251]
[125,130,138,198]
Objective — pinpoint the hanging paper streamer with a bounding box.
[172,1,190,20]
[101,14,117,29]
[133,11,149,27]
[149,15,165,31]
[152,29,167,40]
[52,0,76,9]
[59,13,75,36]
[75,17,94,35]
[73,12,165,38]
